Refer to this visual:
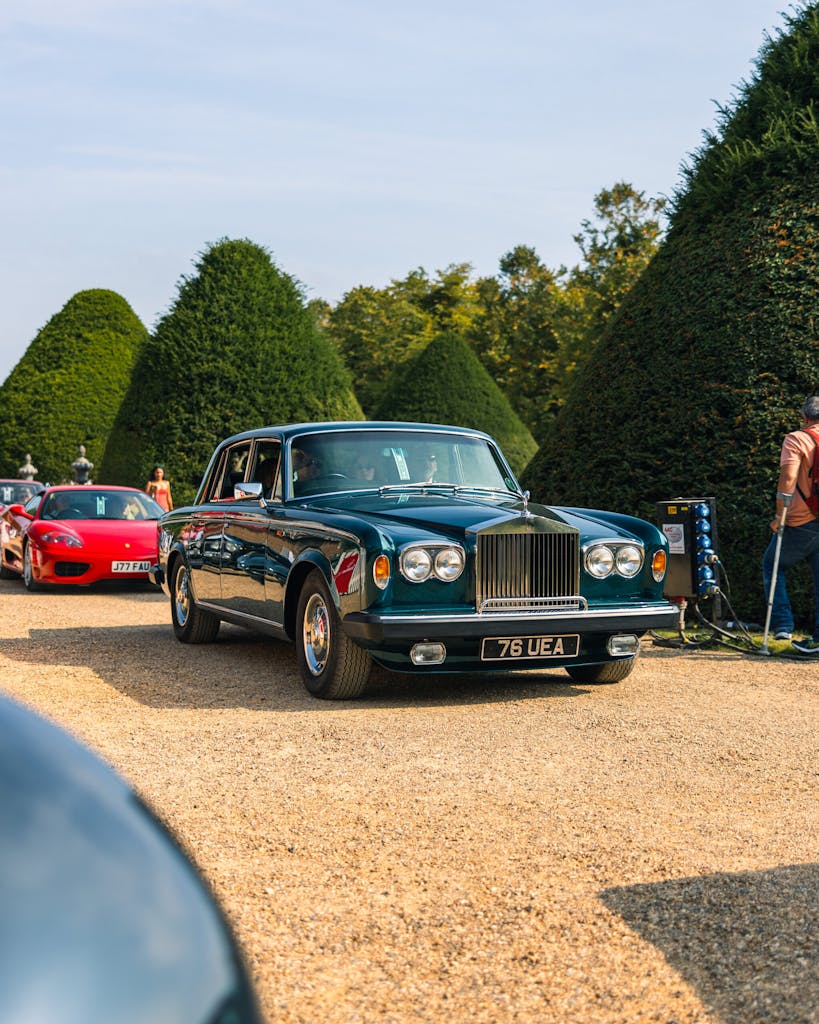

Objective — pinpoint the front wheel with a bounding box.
[296,569,371,699]
[22,543,42,592]
[565,657,637,684]
[170,560,220,643]
[0,547,15,579]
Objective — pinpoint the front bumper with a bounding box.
[343,601,679,644]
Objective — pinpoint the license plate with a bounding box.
[481,634,580,661]
[111,560,151,573]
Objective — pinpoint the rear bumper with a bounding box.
[343,601,679,644]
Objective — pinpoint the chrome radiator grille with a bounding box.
[476,531,581,612]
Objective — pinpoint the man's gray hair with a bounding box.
[802,395,819,422]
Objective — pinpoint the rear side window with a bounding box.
[202,442,253,502]
[248,440,282,501]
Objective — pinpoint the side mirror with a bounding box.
[234,481,264,501]
[8,504,32,519]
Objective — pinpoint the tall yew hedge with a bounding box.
[0,290,148,484]
[523,5,819,624]
[100,239,362,505]
[373,332,537,474]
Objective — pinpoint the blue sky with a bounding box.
[0,0,792,384]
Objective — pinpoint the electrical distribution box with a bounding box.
[656,497,719,599]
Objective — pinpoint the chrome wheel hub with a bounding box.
[303,593,330,676]
[174,567,190,626]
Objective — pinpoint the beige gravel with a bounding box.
[0,578,816,1024]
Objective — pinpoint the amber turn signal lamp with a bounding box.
[652,549,667,582]
[373,554,391,589]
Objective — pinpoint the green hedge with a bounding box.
[523,178,819,625]
[523,8,819,627]
[100,239,362,506]
[373,332,537,475]
[0,290,148,484]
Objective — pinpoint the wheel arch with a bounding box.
[284,553,336,641]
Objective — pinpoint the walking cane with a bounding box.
[761,491,793,654]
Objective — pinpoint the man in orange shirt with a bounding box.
[762,395,819,654]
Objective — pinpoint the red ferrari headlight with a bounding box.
[40,531,84,548]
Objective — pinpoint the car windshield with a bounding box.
[290,429,520,498]
[40,490,164,521]
[0,482,43,505]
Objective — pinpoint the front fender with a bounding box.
[282,550,339,641]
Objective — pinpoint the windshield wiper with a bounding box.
[375,483,519,497]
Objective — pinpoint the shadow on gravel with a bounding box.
[0,620,590,710]
[601,863,818,1024]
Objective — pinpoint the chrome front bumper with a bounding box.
[343,601,679,643]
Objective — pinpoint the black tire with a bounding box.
[565,656,637,684]
[170,559,220,643]
[0,550,15,579]
[22,543,42,592]
[296,569,371,699]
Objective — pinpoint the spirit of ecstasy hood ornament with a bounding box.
[521,489,533,519]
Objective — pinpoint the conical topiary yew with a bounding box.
[0,290,149,484]
[523,5,819,624]
[373,331,537,475]
[100,239,362,505]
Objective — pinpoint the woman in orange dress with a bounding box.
[145,465,173,512]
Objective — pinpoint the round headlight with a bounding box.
[585,545,614,578]
[434,547,464,582]
[615,544,643,577]
[401,547,432,582]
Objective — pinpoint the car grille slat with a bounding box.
[476,531,581,613]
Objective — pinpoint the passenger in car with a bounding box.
[352,454,376,482]
[413,453,438,483]
[292,449,322,490]
[258,458,279,498]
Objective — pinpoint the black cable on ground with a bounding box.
[651,600,811,662]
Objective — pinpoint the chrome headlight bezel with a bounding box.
[583,540,644,580]
[584,543,615,579]
[399,543,465,583]
[615,544,644,578]
[400,546,432,582]
[434,546,465,582]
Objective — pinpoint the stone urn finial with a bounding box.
[71,445,94,485]
[18,454,38,481]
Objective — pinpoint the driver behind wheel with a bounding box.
[42,492,73,520]
[292,448,322,491]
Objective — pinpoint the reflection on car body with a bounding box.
[152,422,678,699]
[0,693,261,1024]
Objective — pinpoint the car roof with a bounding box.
[42,484,144,494]
[213,421,496,445]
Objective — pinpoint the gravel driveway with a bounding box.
[0,578,816,1024]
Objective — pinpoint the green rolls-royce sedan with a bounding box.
[151,422,677,699]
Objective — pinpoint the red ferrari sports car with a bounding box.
[0,485,163,590]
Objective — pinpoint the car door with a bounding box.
[188,439,252,605]
[220,439,282,622]
[2,491,45,572]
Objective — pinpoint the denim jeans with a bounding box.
[762,519,819,639]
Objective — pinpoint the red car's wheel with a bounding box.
[0,546,15,579]
[22,543,43,592]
